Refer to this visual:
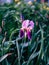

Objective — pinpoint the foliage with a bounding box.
[0,1,49,65]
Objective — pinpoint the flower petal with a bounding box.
[20,13,24,22]
[22,20,29,28]
[29,21,34,30]
[20,29,24,38]
[27,31,31,40]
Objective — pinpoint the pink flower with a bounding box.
[0,27,2,33]
[20,20,34,40]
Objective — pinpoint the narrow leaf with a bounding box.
[0,53,12,62]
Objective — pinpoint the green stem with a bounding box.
[16,38,20,65]
[2,37,6,65]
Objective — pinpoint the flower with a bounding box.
[0,27,2,33]
[15,0,20,3]
[20,20,34,40]
[20,13,24,22]
[46,7,49,10]
[6,0,12,4]
[28,1,32,5]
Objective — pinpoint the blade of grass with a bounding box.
[15,38,20,65]
[0,53,12,62]
[36,25,44,65]
[27,51,39,65]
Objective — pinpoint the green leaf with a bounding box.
[0,53,12,62]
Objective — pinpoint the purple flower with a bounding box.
[20,20,34,40]
[20,29,24,38]
[0,27,2,33]
[20,13,24,22]
[6,0,12,4]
